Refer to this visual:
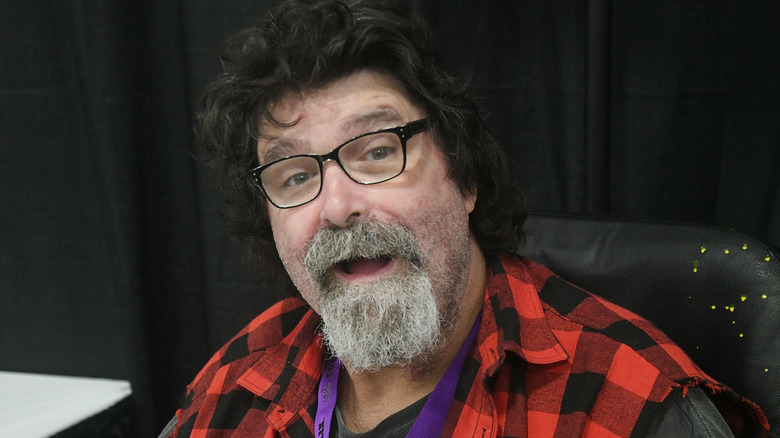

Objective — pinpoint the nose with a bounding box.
[317,161,366,228]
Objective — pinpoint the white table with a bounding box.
[0,371,131,438]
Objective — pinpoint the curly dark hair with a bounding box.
[199,0,526,283]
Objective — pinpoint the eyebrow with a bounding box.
[338,109,405,138]
[259,108,406,165]
[260,138,301,165]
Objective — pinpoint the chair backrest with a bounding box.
[517,212,779,430]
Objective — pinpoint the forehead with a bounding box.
[269,70,415,123]
[257,71,423,158]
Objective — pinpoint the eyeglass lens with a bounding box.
[259,131,405,207]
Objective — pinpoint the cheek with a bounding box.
[269,210,304,280]
[271,216,308,274]
[269,210,325,309]
[269,207,317,256]
[411,185,472,252]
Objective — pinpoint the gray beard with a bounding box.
[304,221,445,372]
[318,267,441,372]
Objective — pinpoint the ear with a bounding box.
[463,187,477,214]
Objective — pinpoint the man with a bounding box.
[162,0,770,436]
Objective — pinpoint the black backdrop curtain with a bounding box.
[1,1,777,436]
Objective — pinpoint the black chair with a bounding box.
[518,212,779,433]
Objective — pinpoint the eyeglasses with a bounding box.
[250,119,429,209]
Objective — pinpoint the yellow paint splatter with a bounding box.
[766,256,772,262]
[740,295,747,302]
[725,249,730,254]
[693,260,699,273]
[742,244,748,250]
[766,369,770,373]
[729,306,735,312]
[700,246,707,253]
[739,333,744,338]
[762,294,768,299]
[732,321,736,324]
[711,305,717,310]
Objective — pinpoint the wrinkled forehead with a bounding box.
[259,70,416,131]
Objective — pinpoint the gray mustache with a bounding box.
[304,221,424,283]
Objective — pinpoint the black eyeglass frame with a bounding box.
[249,118,429,209]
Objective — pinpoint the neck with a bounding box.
[337,365,435,433]
[338,241,487,433]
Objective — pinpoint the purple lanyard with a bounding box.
[314,314,482,438]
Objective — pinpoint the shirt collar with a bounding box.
[476,252,569,374]
[237,306,324,427]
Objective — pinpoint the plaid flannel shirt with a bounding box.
[171,253,769,437]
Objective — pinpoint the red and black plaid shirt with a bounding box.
[170,253,769,437]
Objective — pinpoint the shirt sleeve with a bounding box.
[644,386,734,437]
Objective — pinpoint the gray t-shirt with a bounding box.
[333,395,428,438]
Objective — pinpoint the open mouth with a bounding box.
[336,255,394,278]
